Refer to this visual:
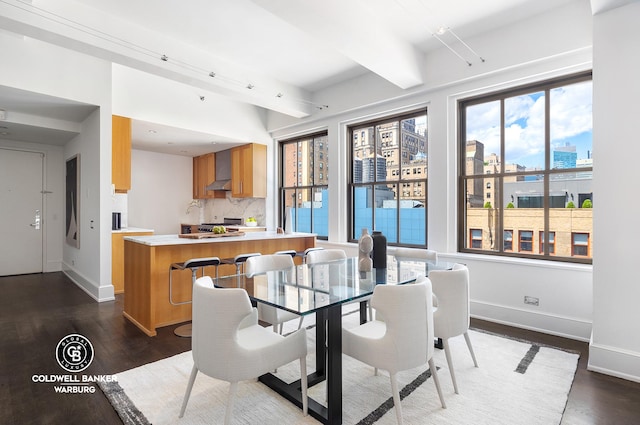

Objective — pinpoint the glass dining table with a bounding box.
[214,255,452,425]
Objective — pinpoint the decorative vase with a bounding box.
[372,230,387,269]
[358,228,373,272]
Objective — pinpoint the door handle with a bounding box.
[30,209,41,230]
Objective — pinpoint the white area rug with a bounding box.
[100,308,579,425]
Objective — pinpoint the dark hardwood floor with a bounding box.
[1,272,639,424]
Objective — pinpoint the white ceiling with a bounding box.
[0,0,615,154]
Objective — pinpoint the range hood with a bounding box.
[205,149,232,191]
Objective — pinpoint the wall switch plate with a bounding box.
[0,109,6,120]
[524,295,539,306]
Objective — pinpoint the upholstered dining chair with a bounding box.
[179,276,308,425]
[245,254,303,334]
[306,248,374,321]
[342,276,446,424]
[305,248,347,264]
[393,247,438,263]
[429,263,478,394]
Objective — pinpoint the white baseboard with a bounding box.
[471,300,592,342]
[61,262,115,302]
[588,343,640,383]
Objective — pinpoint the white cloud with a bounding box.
[465,80,592,167]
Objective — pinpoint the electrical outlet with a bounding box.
[524,295,539,306]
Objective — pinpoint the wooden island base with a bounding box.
[123,232,316,336]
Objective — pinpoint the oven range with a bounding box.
[198,218,242,232]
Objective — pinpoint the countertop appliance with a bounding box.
[198,217,242,232]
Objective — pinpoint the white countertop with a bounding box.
[123,231,315,246]
[112,227,154,234]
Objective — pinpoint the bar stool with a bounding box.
[220,252,261,276]
[169,256,220,337]
[274,249,297,258]
[297,246,324,264]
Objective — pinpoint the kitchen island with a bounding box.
[122,231,316,336]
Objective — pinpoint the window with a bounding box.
[470,229,483,249]
[279,132,329,239]
[540,231,555,254]
[504,230,513,251]
[572,233,589,257]
[349,109,428,247]
[519,230,533,252]
[459,72,592,264]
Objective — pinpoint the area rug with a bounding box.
[99,308,579,425]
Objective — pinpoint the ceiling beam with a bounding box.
[251,0,425,90]
[0,0,313,117]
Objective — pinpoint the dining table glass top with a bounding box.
[214,255,452,315]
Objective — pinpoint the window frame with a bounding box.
[347,109,428,247]
[278,131,329,240]
[457,71,592,264]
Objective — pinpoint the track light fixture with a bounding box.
[431,27,485,66]
[10,0,330,111]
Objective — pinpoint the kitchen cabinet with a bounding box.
[112,115,131,192]
[231,143,266,198]
[192,153,224,199]
[112,230,153,294]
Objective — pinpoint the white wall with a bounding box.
[589,1,640,381]
[0,33,113,301]
[268,0,595,345]
[128,149,195,234]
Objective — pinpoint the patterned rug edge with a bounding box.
[97,380,151,425]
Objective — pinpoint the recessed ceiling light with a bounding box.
[0,132,10,136]
[148,129,157,134]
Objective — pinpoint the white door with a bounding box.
[0,149,44,275]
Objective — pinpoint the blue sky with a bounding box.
[466,80,592,169]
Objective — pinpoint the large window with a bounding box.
[279,132,328,239]
[348,110,428,246]
[459,72,592,263]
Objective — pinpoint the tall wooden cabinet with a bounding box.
[231,143,267,198]
[112,115,132,192]
[193,153,215,199]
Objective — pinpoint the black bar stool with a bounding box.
[169,256,220,337]
[220,252,261,279]
[274,249,297,258]
[297,246,324,264]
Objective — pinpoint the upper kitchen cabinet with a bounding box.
[193,153,224,199]
[112,115,131,192]
[231,143,266,198]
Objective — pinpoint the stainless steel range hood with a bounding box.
[205,149,231,191]
[206,179,231,191]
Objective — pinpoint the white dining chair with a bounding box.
[393,247,438,263]
[305,248,347,264]
[429,263,478,394]
[179,276,308,425]
[342,275,446,424]
[306,248,374,321]
[245,254,303,334]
